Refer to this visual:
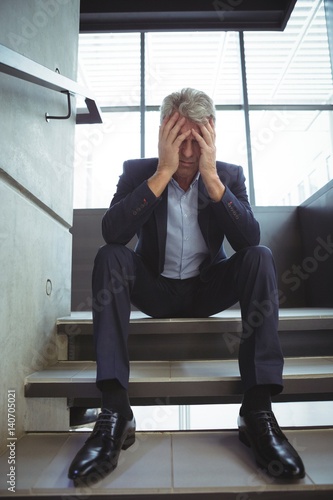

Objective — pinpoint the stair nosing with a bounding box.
[24,357,333,399]
[56,308,333,337]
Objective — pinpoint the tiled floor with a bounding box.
[0,428,332,497]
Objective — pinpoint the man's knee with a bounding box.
[240,245,276,276]
[93,244,136,297]
[244,245,274,263]
[95,243,133,267]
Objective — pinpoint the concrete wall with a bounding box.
[0,0,79,453]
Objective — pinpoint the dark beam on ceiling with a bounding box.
[80,0,297,32]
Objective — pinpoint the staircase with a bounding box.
[1,308,333,498]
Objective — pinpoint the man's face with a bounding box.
[176,118,202,179]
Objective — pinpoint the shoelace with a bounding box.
[254,412,284,437]
[89,410,118,438]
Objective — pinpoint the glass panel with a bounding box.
[73,113,140,208]
[215,110,248,180]
[244,0,333,105]
[77,33,141,108]
[145,111,160,159]
[132,401,333,431]
[134,406,180,431]
[250,110,333,205]
[145,31,242,106]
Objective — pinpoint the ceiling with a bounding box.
[79,0,298,32]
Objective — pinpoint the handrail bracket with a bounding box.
[45,91,72,122]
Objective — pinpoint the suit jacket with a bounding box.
[102,158,260,279]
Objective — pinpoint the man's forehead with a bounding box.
[180,118,202,135]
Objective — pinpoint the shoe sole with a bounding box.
[239,429,251,447]
[122,431,135,450]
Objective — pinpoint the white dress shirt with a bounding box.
[162,174,209,279]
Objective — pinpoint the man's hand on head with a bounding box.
[192,119,226,202]
[147,112,190,197]
[157,112,191,178]
[191,118,216,175]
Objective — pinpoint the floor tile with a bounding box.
[172,431,312,490]
[290,429,333,484]
[25,361,89,381]
[170,360,239,379]
[0,433,69,494]
[33,432,172,494]
[71,364,97,381]
[130,361,171,380]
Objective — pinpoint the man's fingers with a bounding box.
[160,112,186,143]
[196,122,215,146]
[160,112,179,135]
[158,114,175,141]
[174,128,191,146]
[207,120,216,141]
[192,127,207,147]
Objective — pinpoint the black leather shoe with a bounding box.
[68,409,136,486]
[238,410,305,479]
[70,407,98,427]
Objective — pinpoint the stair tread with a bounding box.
[1,428,332,496]
[24,357,333,399]
[25,357,333,381]
[57,308,333,335]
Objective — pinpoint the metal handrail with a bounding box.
[0,43,102,124]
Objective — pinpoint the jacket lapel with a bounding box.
[197,176,211,247]
[154,186,168,274]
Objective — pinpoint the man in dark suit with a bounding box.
[68,88,305,484]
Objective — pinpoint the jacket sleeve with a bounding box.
[212,165,260,251]
[101,161,161,245]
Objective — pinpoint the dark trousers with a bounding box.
[92,244,284,395]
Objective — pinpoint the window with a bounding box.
[144,32,242,106]
[77,33,141,108]
[74,0,333,208]
[248,109,333,205]
[74,113,140,208]
[244,1,332,105]
[244,0,333,205]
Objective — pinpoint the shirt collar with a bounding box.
[171,171,200,191]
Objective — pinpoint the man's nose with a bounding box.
[182,139,193,158]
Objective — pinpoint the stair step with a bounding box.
[1,428,332,498]
[57,308,333,362]
[57,308,333,335]
[25,357,333,404]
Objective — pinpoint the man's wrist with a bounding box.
[147,169,171,197]
[208,185,225,202]
[201,172,225,202]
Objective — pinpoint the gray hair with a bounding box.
[160,88,216,124]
